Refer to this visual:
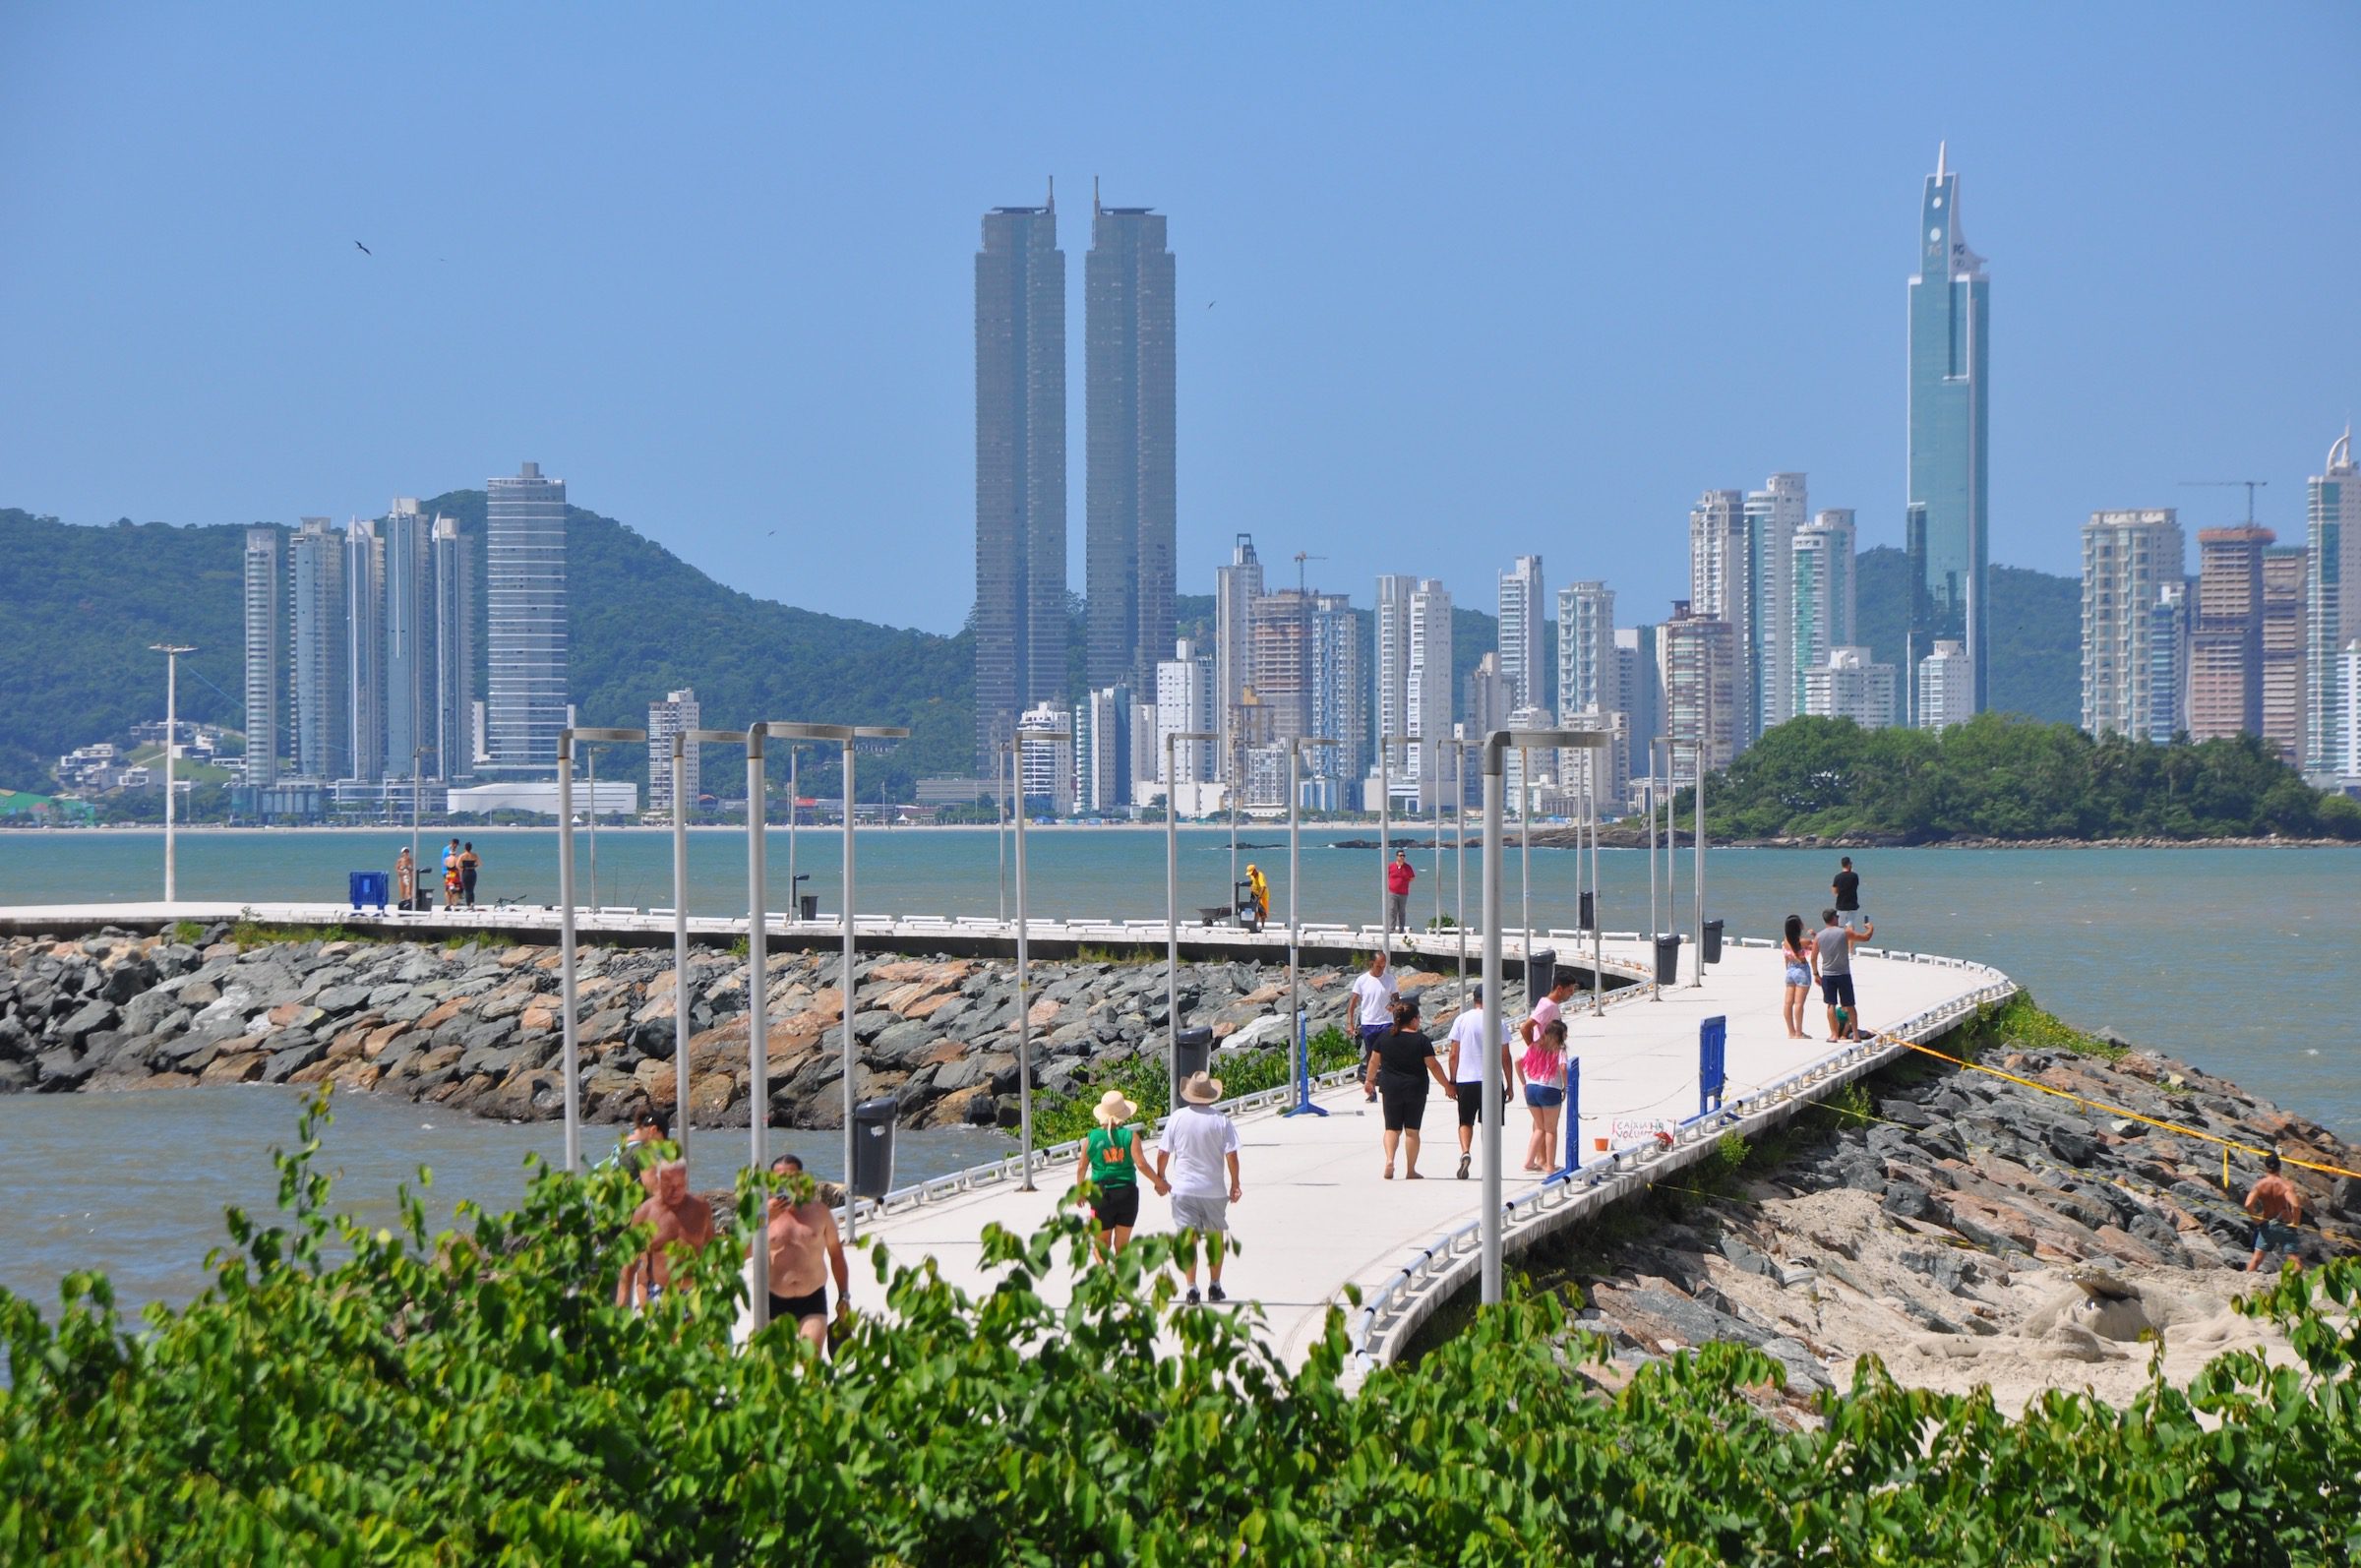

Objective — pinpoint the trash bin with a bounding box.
[1654,934,1681,986]
[1526,947,1555,1018]
[1172,1026,1214,1087]
[348,871,390,912]
[798,894,819,922]
[1702,918,1725,964]
[849,1097,898,1200]
[413,891,435,913]
[1577,890,1595,932]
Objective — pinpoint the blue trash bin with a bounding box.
[349,871,390,912]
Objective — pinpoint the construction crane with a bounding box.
[1293,549,1327,597]
[2178,479,2269,525]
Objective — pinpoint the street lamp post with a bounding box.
[557,725,645,1175]
[150,643,195,901]
[670,727,743,1157]
[1479,726,1605,1305]
[1008,725,1061,1184]
[1452,741,1468,989]
[1280,735,1338,1118]
[409,745,434,913]
[785,744,798,925]
[1165,729,1218,1111]
[1376,732,1418,958]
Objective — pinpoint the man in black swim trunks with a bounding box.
[765,1154,848,1352]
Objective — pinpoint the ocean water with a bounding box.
[0,828,2352,1315]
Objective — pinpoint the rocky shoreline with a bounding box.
[0,923,1396,1130]
[1524,1029,2361,1411]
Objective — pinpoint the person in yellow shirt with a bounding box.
[1244,864,1270,931]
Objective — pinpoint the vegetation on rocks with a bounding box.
[3,1092,2357,1563]
[1691,713,2361,844]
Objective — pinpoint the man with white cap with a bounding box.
[1156,1071,1243,1304]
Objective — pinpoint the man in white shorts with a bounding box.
[1156,1071,1243,1304]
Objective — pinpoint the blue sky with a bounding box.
[2,3,2354,634]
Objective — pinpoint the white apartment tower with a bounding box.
[1308,592,1365,803]
[1556,580,1621,803]
[646,689,702,816]
[1017,701,1075,816]
[1155,636,1215,788]
[1659,600,1738,787]
[485,461,569,772]
[2079,509,2186,740]
[1789,511,1856,716]
[1497,555,1545,711]
[1213,533,1262,781]
[2306,430,2360,783]
[1406,579,1454,792]
[431,517,476,780]
[289,517,345,782]
[343,518,385,783]
[1745,473,1807,736]
[241,526,283,787]
[1802,647,1898,730]
[1372,573,1418,775]
[382,499,436,781]
[1917,639,1975,732]
[1688,490,1755,750]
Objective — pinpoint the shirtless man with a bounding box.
[616,1158,714,1308]
[2244,1152,2304,1272]
[764,1154,849,1351]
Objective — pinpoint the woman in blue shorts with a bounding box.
[1780,914,1812,1040]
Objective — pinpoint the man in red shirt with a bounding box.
[1385,848,1418,933]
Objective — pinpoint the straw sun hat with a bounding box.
[1178,1072,1224,1106]
[1093,1089,1140,1126]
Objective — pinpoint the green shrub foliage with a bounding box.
[3,1094,2356,1563]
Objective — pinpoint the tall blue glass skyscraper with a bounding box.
[1906,144,1989,721]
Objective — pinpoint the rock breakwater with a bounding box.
[0,924,1457,1130]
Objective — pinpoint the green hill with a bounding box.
[1854,545,2080,724]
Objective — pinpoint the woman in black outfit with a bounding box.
[1362,996,1458,1180]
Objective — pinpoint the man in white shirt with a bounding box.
[1156,1071,1244,1305]
[1447,984,1512,1180]
[1347,951,1399,1102]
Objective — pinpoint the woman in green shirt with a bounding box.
[1074,1089,1167,1258]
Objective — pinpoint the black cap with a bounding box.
[2264,1152,2281,1173]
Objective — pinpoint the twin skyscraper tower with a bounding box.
[974,179,1176,772]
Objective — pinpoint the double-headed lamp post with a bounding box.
[1281,735,1339,1118]
[150,643,196,901]
[1163,728,1219,1110]
[557,725,646,1175]
[1009,725,1064,1185]
[1478,726,1606,1305]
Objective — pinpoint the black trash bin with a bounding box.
[1577,890,1595,932]
[798,894,819,922]
[1702,918,1725,964]
[1526,947,1555,1018]
[849,1097,897,1200]
[1654,934,1681,986]
[1172,1026,1214,1087]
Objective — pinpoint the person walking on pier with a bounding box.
[1075,1090,1165,1259]
[1364,996,1454,1179]
[2244,1153,2305,1272]
[1814,908,1873,1042]
[1385,848,1418,933]
[1780,915,1813,1040]
[1157,1072,1242,1304]
[616,1158,714,1310]
[1519,971,1576,1172]
[458,842,481,908]
[1832,856,1864,932]
[1448,984,1512,1180]
[1349,950,1398,1100]
[765,1154,849,1351]
[394,846,415,909]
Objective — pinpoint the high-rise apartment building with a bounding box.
[1907,144,1991,722]
[382,500,436,781]
[485,461,569,772]
[1916,639,1975,732]
[974,191,1067,772]
[1016,701,1075,816]
[1247,589,1310,746]
[1789,510,1856,717]
[2190,525,2272,742]
[1084,192,1175,694]
[1802,647,1898,731]
[2261,549,2307,766]
[1745,472,1807,735]
[1308,592,1365,802]
[1556,580,1619,801]
[1372,573,1418,774]
[289,517,346,782]
[1659,602,1736,787]
[1615,625,1663,784]
[2079,509,2185,740]
[1406,580,1454,791]
[1497,555,1545,712]
[2306,430,2360,782]
[1214,535,1263,779]
[241,526,283,787]
[1079,685,1133,815]
[344,518,385,783]
[2148,582,2190,744]
[645,689,702,817]
[1464,652,1512,744]
[431,517,475,780]
[1688,489,1754,749]
[1155,637,1215,789]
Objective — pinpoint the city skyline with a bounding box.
[5,9,2352,638]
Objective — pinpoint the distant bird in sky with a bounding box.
[766,529,777,536]
[1207,300,1216,309]
[353,240,371,255]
